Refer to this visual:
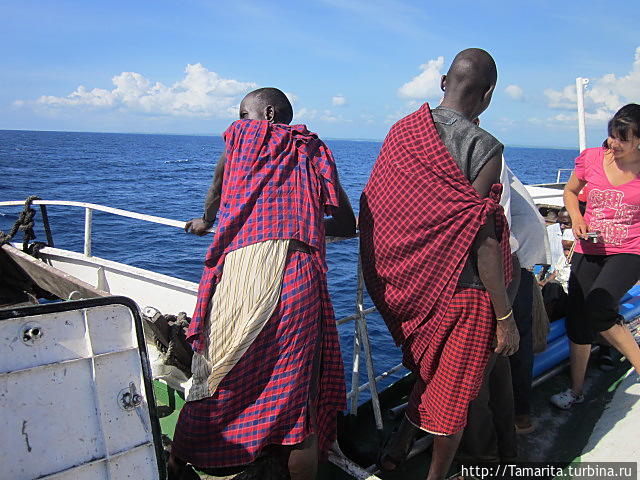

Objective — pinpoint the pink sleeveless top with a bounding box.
[574,147,640,256]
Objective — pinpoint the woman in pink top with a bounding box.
[551,104,640,409]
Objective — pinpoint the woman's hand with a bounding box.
[572,216,589,240]
[563,172,588,239]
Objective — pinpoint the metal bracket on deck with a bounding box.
[118,382,143,411]
[21,322,44,346]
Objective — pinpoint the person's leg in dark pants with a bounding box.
[542,282,568,321]
[489,355,517,460]
[563,253,640,398]
[587,254,640,376]
[510,268,534,432]
[457,354,499,462]
[457,353,517,462]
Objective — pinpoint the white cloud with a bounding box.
[27,64,257,118]
[332,94,347,106]
[544,84,577,110]
[294,107,318,122]
[398,56,445,100]
[505,84,524,101]
[544,46,640,123]
[322,110,340,122]
[322,109,351,123]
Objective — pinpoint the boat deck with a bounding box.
[579,368,639,462]
[174,352,637,480]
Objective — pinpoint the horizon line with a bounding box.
[0,127,580,150]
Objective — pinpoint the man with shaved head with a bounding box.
[172,87,356,480]
[360,49,519,479]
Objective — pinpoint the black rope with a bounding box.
[0,196,43,254]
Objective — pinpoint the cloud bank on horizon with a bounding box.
[543,46,640,125]
[16,64,256,118]
[12,47,640,140]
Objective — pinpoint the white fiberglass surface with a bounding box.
[0,304,160,480]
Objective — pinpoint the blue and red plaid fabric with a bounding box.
[176,119,345,466]
[404,286,494,434]
[359,103,511,433]
[172,251,346,467]
[187,119,339,352]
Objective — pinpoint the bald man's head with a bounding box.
[239,87,294,125]
[440,48,497,119]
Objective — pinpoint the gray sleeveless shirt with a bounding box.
[432,106,504,289]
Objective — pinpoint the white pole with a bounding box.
[576,77,589,152]
[84,207,93,257]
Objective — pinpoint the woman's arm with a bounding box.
[563,173,588,240]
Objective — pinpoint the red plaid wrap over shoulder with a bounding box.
[174,119,346,466]
[359,103,511,347]
[187,119,339,351]
[359,103,512,434]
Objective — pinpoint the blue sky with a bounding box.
[2,1,638,147]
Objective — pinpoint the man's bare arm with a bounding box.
[325,181,357,237]
[185,151,226,236]
[471,154,519,356]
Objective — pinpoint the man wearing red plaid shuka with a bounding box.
[359,49,519,479]
[169,88,356,480]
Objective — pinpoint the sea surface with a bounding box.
[0,129,579,399]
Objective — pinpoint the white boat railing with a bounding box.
[0,200,186,257]
[556,168,573,184]
[0,199,392,431]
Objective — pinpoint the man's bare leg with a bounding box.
[287,434,318,480]
[379,416,419,470]
[426,431,463,480]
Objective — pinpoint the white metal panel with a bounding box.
[87,304,137,354]
[93,350,151,454]
[39,246,198,314]
[0,303,161,480]
[524,185,565,208]
[0,360,105,479]
[0,309,90,373]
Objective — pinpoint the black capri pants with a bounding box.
[566,252,640,345]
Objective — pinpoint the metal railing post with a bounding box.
[84,207,93,257]
[356,259,383,430]
[576,77,589,152]
[349,304,362,416]
[39,204,54,247]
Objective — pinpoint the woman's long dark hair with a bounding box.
[602,103,640,148]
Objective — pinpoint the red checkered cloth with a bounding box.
[172,250,346,467]
[359,103,511,434]
[404,286,494,434]
[187,119,339,352]
[174,119,345,466]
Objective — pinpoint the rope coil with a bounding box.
[0,196,45,254]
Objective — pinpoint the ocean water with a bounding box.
[0,129,579,397]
